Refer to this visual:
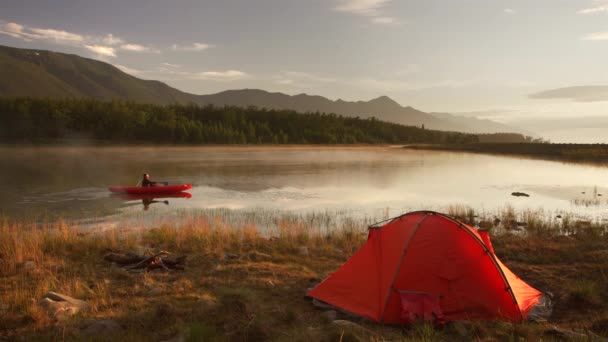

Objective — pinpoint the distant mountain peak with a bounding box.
[367,95,402,108]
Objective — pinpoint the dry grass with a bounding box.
[1,210,608,341]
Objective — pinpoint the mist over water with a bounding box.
[1,146,608,226]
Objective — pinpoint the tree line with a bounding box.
[0,97,480,145]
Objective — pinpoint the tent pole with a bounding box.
[379,213,430,323]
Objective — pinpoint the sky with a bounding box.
[1,0,608,142]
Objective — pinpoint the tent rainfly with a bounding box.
[307,211,551,324]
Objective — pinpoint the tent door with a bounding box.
[397,290,445,325]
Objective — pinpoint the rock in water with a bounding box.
[511,192,530,197]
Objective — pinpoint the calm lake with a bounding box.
[2,146,608,227]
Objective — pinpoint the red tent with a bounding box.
[308,211,545,323]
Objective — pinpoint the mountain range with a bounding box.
[0,44,525,134]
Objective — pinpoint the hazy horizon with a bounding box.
[2,0,608,142]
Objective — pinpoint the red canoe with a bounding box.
[108,184,192,194]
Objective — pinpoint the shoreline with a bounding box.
[403,143,608,164]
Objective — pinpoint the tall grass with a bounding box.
[3,208,608,340]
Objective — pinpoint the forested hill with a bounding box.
[0,44,526,135]
[0,45,198,104]
[0,98,479,144]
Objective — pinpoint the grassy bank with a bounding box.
[1,211,608,341]
[404,143,608,164]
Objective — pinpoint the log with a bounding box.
[104,251,186,271]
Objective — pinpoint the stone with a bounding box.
[298,246,309,256]
[81,319,122,336]
[39,298,77,321]
[39,292,87,321]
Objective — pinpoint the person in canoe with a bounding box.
[141,173,158,187]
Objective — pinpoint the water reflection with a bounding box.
[110,192,192,211]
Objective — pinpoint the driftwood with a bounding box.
[104,250,186,271]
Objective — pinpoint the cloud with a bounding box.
[120,43,148,51]
[504,8,516,14]
[194,70,248,81]
[0,20,157,56]
[119,43,159,53]
[333,0,398,25]
[172,42,211,51]
[0,21,83,42]
[582,31,608,40]
[335,0,388,16]
[529,86,608,102]
[161,62,180,68]
[0,22,26,39]
[84,45,116,57]
[578,0,608,14]
[29,27,83,42]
